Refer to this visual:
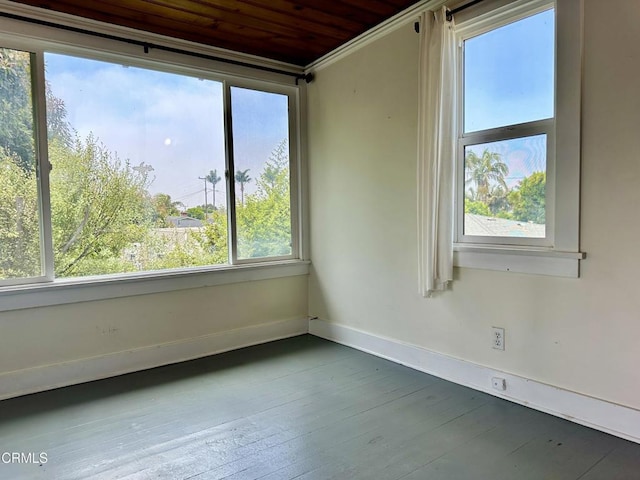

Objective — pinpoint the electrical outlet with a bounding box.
[492,377,506,391]
[492,327,505,350]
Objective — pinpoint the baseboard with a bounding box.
[309,319,640,444]
[0,317,308,401]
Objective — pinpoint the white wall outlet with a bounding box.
[492,327,505,350]
[492,377,507,391]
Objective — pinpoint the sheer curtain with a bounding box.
[417,7,457,297]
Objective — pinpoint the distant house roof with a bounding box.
[464,214,545,238]
[166,216,203,228]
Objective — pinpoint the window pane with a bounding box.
[0,48,43,280]
[464,135,546,238]
[45,53,227,278]
[231,87,292,259]
[464,9,554,133]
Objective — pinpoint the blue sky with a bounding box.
[45,53,289,209]
[231,86,289,182]
[464,8,554,133]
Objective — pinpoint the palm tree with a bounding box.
[465,149,509,204]
[263,165,279,190]
[235,169,251,206]
[205,169,221,210]
[487,185,510,215]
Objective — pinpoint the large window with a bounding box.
[0,45,299,287]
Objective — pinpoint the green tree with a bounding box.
[508,171,546,224]
[202,208,229,263]
[0,148,41,278]
[465,149,509,204]
[0,136,152,279]
[150,193,182,226]
[487,185,510,215]
[145,229,220,270]
[0,48,72,166]
[49,135,152,277]
[236,140,291,258]
[205,169,222,210]
[186,206,206,220]
[0,48,35,172]
[262,139,288,189]
[46,84,73,148]
[235,168,251,206]
[464,199,491,216]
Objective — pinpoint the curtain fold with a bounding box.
[417,7,457,297]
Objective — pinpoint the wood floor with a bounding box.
[1,335,639,479]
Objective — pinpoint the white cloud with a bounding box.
[46,56,289,208]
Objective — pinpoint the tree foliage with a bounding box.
[46,82,73,148]
[206,169,222,209]
[509,171,545,224]
[150,193,181,226]
[236,139,291,258]
[202,208,229,263]
[0,48,35,172]
[463,146,546,226]
[0,48,73,170]
[0,148,41,278]
[465,149,509,204]
[464,199,491,217]
[186,206,205,220]
[49,135,151,276]
[235,168,251,206]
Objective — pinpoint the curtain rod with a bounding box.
[0,11,313,84]
[446,0,486,21]
[414,0,486,32]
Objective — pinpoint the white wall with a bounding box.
[0,276,308,398]
[307,0,640,411]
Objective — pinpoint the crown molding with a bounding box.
[305,0,447,73]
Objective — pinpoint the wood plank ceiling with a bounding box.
[7,0,421,66]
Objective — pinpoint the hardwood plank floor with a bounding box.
[1,335,638,479]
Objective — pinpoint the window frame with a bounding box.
[456,119,556,247]
[0,48,53,288]
[451,0,585,277]
[223,79,301,265]
[0,12,309,306]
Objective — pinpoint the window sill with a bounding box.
[453,244,586,277]
[0,260,310,312]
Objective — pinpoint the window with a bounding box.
[452,0,584,276]
[230,86,294,261]
[45,53,228,277]
[0,40,300,289]
[458,6,554,245]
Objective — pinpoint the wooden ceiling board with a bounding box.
[14,0,322,64]
[20,0,343,46]
[6,0,421,66]
[146,0,364,39]
[247,0,381,28]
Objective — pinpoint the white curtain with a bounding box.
[417,7,457,297]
